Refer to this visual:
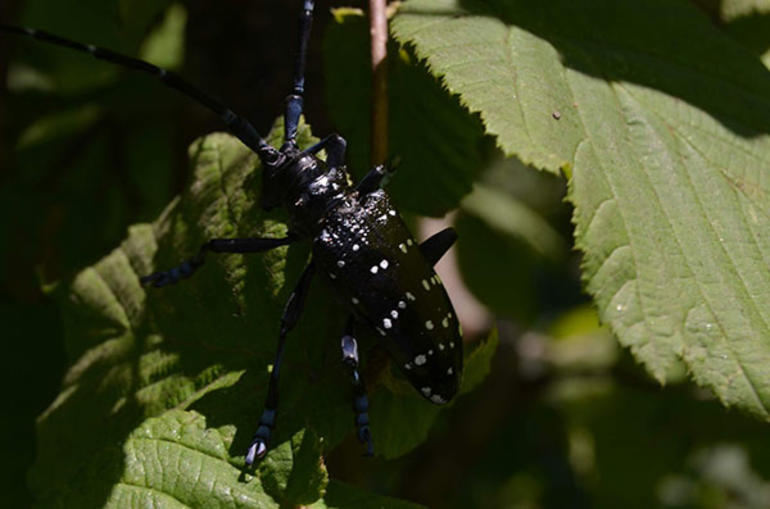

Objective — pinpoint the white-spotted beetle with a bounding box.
[0,0,463,464]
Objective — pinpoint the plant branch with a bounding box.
[369,0,388,166]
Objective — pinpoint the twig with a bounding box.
[369,0,388,166]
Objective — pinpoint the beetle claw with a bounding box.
[245,439,268,467]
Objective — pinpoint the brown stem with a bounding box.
[369,0,388,166]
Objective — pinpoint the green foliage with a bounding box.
[6,0,770,507]
[393,0,770,420]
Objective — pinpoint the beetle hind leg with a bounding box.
[341,318,374,456]
[245,261,316,466]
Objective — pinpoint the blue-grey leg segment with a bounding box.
[341,319,373,456]
[140,235,294,287]
[245,261,316,466]
[284,0,315,145]
[419,227,457,266]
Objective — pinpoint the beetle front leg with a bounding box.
[245,261,316,466]
[141,235,295,287]
[340,318,374,456]
[303,133,347,169]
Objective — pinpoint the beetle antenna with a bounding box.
[283,0,314,146]
[0,24,277,160]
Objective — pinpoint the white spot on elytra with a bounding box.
[425,320,434,330]
[351,297,359,305]
[449,341,455,349]
[352,244,360,251]
[447,312,453,319]
[379,214,388,222]
[404,363,412,370]
[431,394,446,404]
[329,273,337,279]
[380,259,389,269]
[442,317,449,328]
[430,276,437,285]
[407,239,414,246]
[376,327,386,336]
[370,265,378,274]
[447,367,453,375]
[406,292,416,301]
[428,349,434,356]
[389,210,397,216]
[398,300,406,309]
[422,279,430,291]
[383,318,392,329]
[414,354,426,366]
[438,343,445,351]
[421,387,432,396]
[337,260,345,267]
[390,310,398,319]
[399,243,407,253]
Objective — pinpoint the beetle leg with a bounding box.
[284,0,315,146]
[140,235,296,287]
[340,318,374,456]
[303,134,347,169]
[419,227,458,266]
[354,164,388,194]
[141,236,294,287]
[245,261,316,466]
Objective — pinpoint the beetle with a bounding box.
[1,0,463,465]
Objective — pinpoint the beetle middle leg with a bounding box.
[340,317,374,456]
[419,228,458,266]
[140,235,295,287]
[245,261,316,466]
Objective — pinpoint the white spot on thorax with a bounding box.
[390,310,398,319]
[383,318,392,329]
[352,244,360,251]
[414,354,426,365]
[379,259,389,269]
[389,210,396,216]
[370,265,378,274]
[398,301,406,309]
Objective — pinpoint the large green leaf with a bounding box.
[392,0,770,418]
[31,119,492,507]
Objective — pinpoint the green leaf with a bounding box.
[32,119,481,506]
[393,0,770,419]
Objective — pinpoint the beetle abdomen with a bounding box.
[313,190,462,404]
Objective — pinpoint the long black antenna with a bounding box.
[0,24,279,161]
[283,0,314,146]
